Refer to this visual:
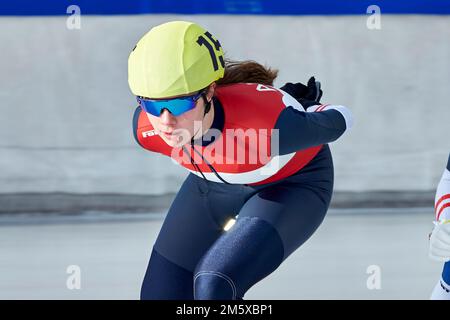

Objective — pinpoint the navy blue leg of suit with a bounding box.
[141,145,334,300]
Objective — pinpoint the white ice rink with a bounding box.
[0,208,442,300]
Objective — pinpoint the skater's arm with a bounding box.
[273,104,353,156]
[435,153,450,222]
[429,153,450,262]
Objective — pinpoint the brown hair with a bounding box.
[216,59,278,86]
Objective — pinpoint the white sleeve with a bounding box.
[307,104,354,131]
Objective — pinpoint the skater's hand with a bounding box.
[305,76,323,102]
[280,76,322,101]
[429,220,450,262]
[280,76,323,108]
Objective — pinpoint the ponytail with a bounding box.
[216,60,278,86]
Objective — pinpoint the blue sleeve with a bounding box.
[273,106,350,155]
[132,106,144,148]
[447,153,450,171]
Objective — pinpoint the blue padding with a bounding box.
[194,216,284,299]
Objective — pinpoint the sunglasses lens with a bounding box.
[137,94,200,116]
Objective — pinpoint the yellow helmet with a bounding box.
[128,21,225,99]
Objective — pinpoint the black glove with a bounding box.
[280,76,323,108]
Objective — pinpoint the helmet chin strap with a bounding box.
[191,93,212,144]
[202,93,212,117]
